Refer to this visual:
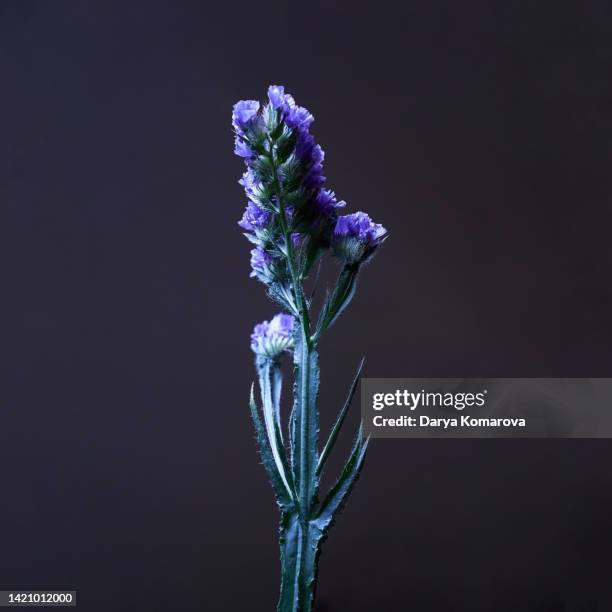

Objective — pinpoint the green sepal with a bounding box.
[314,427,369,533]
[253,153,275,183]
[242,125,268,156]
[316,357,365,477]
[263,103,279,132]
[279,155,302,191]
[268,282,298,316]
[275,126,297,164]
[249,384,295,512]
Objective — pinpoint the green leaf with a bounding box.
[271,364,283,438]
[249,384,294,511]
[314,427,369,533]
[257,360,295,499]
[267,282,298,316]
[275,127,297,163]
[316,357,365,477]
[301,238,325,280]
[314,265,359,339]
[253,154,275,183]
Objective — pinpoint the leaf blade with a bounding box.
[249,384,294,511]
[314,426,369,531]
[316,356,365,477]
[257,360,295,499]
[314,266,358,340]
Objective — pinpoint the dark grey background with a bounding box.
[2,1,612,610]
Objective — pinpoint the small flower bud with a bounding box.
[249,247,275,283]
[250,314,295,358]
[238,202,271,232]
[332,212,388,265]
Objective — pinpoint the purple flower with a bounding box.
[294,132,316,162]
[280,93,296,113]
[239,201,271,231]
[335,212,387,242]
[250,247,273,280]
[239,169,260,201]
[268,86,313,132]
[333,212,388,264]
[232,100,260,134]
[251,313,295,357]
[267,85,285,110]
[315,189,346,217]
[291,232,302,248]
[234,85,356,273]
[285,105,315,132]
[234,137,254,158]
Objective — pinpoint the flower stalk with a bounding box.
[234,86,387,612]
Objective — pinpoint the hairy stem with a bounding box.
[266,136,323,612]
[278,513,323,612]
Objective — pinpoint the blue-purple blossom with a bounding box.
[239,201,270,231]
[234,138,254,158]
[334,212,386,241]
[315,189,346,217]
[232,100,260,134]
[234,85,349,284]
[239,169,259,199]
[267,85,285,110]
[251,313,295,358]
[266,85,314,132]
[302,144,325,189]
[250,247,273,280]
[332,212,388,264]
[285,105,315,132]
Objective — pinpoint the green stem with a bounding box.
[268,135,321,612]
[278,513,323,612]
[297,327,312,514]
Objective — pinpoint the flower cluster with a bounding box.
[233,86,387,284]
[250,313,295,359]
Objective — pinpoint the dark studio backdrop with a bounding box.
[2,1,612,611]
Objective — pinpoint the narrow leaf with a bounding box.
[271,364,283,439]
[268,282,298,316]
[315,266,358,339]
[314,426,369,532]
[302,238,324,280]
[249,384,294,511]
[257,360,294,498]
[316,357,365,477]
[308,258,323,302]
